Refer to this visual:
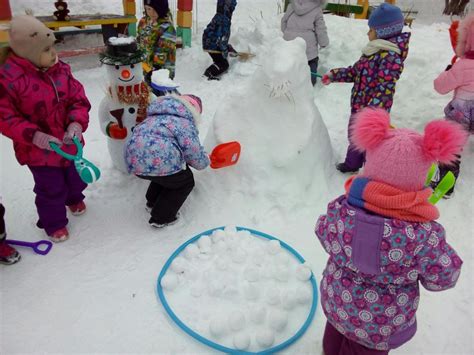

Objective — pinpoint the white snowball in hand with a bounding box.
[296,263,312,281]
[229,311,246,331]
[249,306,267,324]
[209,317,227,338]
[269,310,288,331]
[161,274,178,291]
[256,328,275,348]
[233,333,251,350]
[184,244,199,260]
[266,240,281,255]
[244,266,260,282]
[170,256,188,273]
[197,236,212,253]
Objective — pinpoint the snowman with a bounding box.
[98,37,152,173]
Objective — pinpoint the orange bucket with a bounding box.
[209,141,241,169]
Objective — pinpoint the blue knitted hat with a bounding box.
[368,3,404,39]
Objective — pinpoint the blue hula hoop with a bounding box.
[156,226,319,354]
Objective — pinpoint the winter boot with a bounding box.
[204,63,228,80]
[149,212,180,228]
[0,239,21,265]
[68,201,86,216]
[49,227,69,243]
[336,162,359,174]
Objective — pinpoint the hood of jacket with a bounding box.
[147,95,200,126]
[293,0,324,15]
[385,32,411,61]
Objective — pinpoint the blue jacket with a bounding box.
[202,0,237,56]
[125,96,209,176]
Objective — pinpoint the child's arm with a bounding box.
[0,82,40,145]
[329,61,359,83]
[314,11,329,48]
[433,63,462,95]
[66,68,91,132]
[418,226,462,291]
[280,4,293,33]
[367,55,403,109]
[170,120,210,170]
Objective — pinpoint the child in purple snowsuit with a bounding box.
[322,3,410,173]
[315,108,467,355]
[0,16,91,242]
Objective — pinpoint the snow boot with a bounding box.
[203,63,228,80]
[49,227,69,243]
[145,202,153,213]
[149,212,180,229]
[0,240,21,265]
[68,201,86,216]
[336,162,359,174]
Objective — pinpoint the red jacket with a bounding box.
[0,54,90,167]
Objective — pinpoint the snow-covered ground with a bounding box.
[1,1,473,354]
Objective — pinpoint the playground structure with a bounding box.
[0,0,138,48]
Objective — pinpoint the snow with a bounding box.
[1,0,473,354]
[107,36,135,45]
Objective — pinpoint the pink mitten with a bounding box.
[63,122,83,144]
[32,131,62,151]
[322,74,332,86]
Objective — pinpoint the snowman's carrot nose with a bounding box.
[121,69,131,79]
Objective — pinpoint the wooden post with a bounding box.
[355,0,369,19]
[122,0,137,36]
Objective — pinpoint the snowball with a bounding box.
[224,225,238,235]
[266,240,281,255]
[183,244,199,260]
[275,265,290,282]
[250,249,266,266]
[249,306,267,324]
[260,264,274,279]
[170,256,188,273]
[190,285,203,298]
[151,69,179,87]
[233,333,251,350]
[268,310,288,331]
[211,229,226,244]
[215,257,229,271]
[231,248,247,263]
[161,274,178,291]
[295,285,312,304]
[243,282,260,300]
[295,263,312,281]
[265,287,280,305]
[229,311,246,331]
[108,36,135,45]
[256,328,275,348]
[208,280,223,297]
[197,236,212,253]
[280,290,297,310]
[243,266,260,282]
[209,317,227,338]
[275,252,290,266]
[214,240,227,253]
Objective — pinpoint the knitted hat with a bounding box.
[9,15,56,67]
[351,108,467,192]
[456,12,474,57]
[180,94,202,114]
[368,3,404,39]
[144,0,169,19]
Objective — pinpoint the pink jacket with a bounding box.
[434,57,474,100]
[0,54,90,167]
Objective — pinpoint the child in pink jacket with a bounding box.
[316,108,467,355]
[0,16,91,242]
[433,13,474,197]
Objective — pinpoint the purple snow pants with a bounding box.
[29,165,87,235]
[343,113,365,170]
[323,322,389,355]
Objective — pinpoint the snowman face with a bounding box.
[105,63,143,86]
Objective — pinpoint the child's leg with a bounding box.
[29,166,68,235]
[145,181,163,207]
[343,113,365,170]
[0,203,21,264]
[0,203,5,237]
[149,167,195,224]
[308,57,319,86]
[64,164,87,207]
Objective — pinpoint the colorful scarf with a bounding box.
[345,176,439,222]
[107,82,150,123]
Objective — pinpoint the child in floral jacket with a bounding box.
[315,108,467,354]
[322,3,410,173]
[125,94,209,228]
[0,16,91,242]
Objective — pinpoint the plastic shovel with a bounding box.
[209,141,241,169]
[6,239,53,255]
[429,171,455,204]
